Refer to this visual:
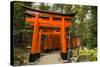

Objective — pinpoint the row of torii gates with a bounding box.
[23,5,80,62]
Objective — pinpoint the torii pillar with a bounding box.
[29,14,40,62]
[60,17,68,60]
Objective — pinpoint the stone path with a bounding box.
[35,51,89,64]
[36,51,63,65]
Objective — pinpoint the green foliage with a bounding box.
[13,1,24,30]
[64,4,72,13]
[24,22,30,25]
[13,1,32,31]
[79,49,89,55]
[52,4,65,13]
[88,48,97,61]
[51,4,97,49]
[79,48,97,61]
[87,6,97,49]
[23,30,33,33]
[39,3,50,10]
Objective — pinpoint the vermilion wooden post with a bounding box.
[56,36,59,50]
[43,36,48,52]
[45,35,49,52]
[56,36,58,49]
[48,17,53,51]
[66,30,68,51]
[50,34,53,50]
[56,35,60,50]
[54,36,57,50]
[29,14,40,62]
[55,35,58,50]
[52,35,55,50]
[37,29,42,53]
[47,33,51,51]
[60,17,67,60]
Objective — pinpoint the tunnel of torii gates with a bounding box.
[23,5,78,62]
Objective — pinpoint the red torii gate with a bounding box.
[23,5,76,62]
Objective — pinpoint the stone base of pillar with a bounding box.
[54,48,59,51]
[29,53,40,62]
[43,49,52,53]
[61,52,68,60]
